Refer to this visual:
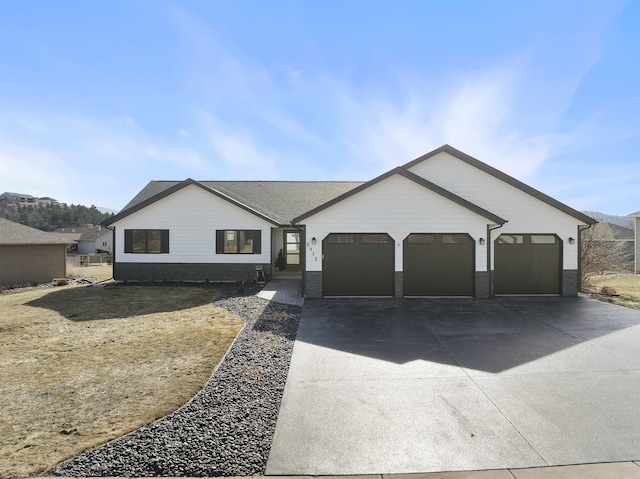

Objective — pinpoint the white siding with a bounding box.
[408,152,587,269]
[303,175,491,272]
[113,184,272,264]
[77,241,96,254]
[99,229,114,254]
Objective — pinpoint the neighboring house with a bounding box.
[38,196,59,206]
[1,192,38,205]
[103,145,596,298]
[629,210,640,273]
[0,217,68,285]
[1,192,59,206]
[55,226,113,254]
[54,230,82,253]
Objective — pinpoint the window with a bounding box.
[498,234,524,244]
[442,234,470,244]
[361,234,389,244]
[531,235,557,244]
[407,234,435,244]
[327,234,355,244]
[124,229,169,253]
[216,230,262,254]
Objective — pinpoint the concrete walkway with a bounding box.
[39,462,640,478]
[266,462,640,478]
[256,279,304,307]
[267,297,640,475]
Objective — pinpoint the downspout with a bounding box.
[487,222,506,297]
[105,225,115,280]
[577,223,593,293]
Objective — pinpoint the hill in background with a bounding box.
[584,211,634,229]
[0,199,114,232]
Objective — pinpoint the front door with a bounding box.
[285,231,301,270]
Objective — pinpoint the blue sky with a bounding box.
[0,0,638,214]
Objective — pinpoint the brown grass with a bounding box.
[0,285,243,477]
[588,275,640,310]
[66,264,113,282]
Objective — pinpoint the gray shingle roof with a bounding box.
[119,180,364,225]
[109,145,598,228]
[55,226,110,241]
[0,218,70,245]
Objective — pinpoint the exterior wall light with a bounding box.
[479,238,485,245]
[569,237,575,244]
[311,237,317,245]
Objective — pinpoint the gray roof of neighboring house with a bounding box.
[0,217,70,245]
[2,192,36,198]
[113,180,365,226]
[55,227,111,241]
[629,210,640,217]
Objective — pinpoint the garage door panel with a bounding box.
[495,234,561,294]
[323,234,394,296]
[403,233,474,296]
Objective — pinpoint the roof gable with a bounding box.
[293,167,506,224]
[402,145,596,225]
[103,179,284,227]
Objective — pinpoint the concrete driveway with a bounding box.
[266,297,640,475]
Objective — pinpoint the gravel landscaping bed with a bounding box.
[53,287,301,477]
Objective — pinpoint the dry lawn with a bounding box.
[0,285,243,477]
[588,275,640,310]
[66,264,113,282]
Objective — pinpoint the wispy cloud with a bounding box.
[0,143,74,194]
[332,64,553,180]
[0,111,209,208]
[169,7,277,112]
[168,6,609,185]
[2,3,634,214]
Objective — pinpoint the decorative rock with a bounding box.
[53,288,301,477]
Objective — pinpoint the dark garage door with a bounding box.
[322,233,394,296]
[494,234,562,294]
[403,233,475,296]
